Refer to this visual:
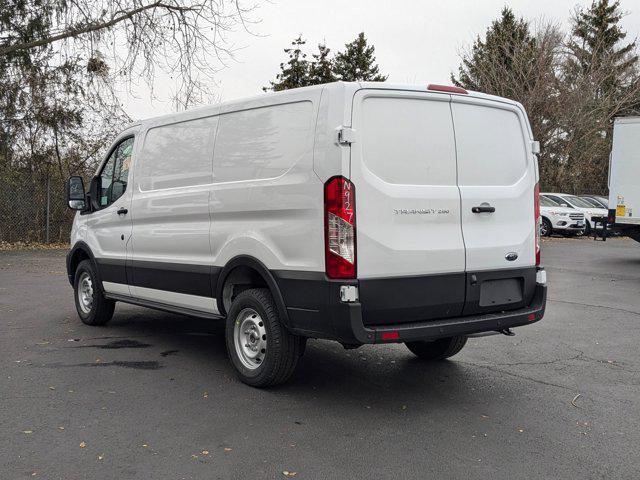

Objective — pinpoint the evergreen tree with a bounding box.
[263,36,311,92]
[308,43,336,84]
[566,0,638,95]
[452,8,537,94]
[333,32,387,82]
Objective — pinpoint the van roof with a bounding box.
[132,81,524,128]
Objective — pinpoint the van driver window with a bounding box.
[99,137,134,207]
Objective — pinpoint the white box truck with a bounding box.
[65,82,547,387]
[608,117,640,243]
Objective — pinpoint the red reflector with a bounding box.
[427,84,468,94]
[527,313,536,321]
[381,331,400,341]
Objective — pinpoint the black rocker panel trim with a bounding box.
[94,258,221,298]
[129,260,220,297]
[95,258,128,285]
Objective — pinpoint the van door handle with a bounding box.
[472,205,495,213]
[117,207,128,215]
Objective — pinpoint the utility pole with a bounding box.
[45,160,51,244]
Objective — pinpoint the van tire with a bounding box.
[405,336,467,360]
[225,288,303,387]
[73,259,115,326]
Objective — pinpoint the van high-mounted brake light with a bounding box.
[324,176,356,279]
[427,84,468,94]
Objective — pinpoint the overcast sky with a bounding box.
[121,0,640,120]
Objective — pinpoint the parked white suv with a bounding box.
[66,82,547,387]
[539,196,585,236]
[541,193,607,235]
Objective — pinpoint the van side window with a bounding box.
[99,137,134,207]
[213,101,313,182]
[138,117,217,190]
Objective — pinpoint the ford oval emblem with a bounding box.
[505,252,518,262]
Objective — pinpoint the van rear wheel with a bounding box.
[225,288,304,387]
[405,336,467,360]
[73,259,115,326]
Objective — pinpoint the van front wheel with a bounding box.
[225,288,304,387]
[73,259,115,326]
[405,336,467,360]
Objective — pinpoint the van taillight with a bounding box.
[534,183,541,266]
[324,176,356,279]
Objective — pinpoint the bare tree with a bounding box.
[1,1,258,106]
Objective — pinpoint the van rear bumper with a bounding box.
[345,283,546,344]
[273,270,547,345]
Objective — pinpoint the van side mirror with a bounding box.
[67,176,87,210]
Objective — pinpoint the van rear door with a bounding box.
[450,96,537,315]
[350,89,466,325]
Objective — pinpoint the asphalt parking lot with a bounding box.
[1,237,639,480]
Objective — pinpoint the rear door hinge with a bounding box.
[337,126,356,145]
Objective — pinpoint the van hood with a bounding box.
[540,205,579,215]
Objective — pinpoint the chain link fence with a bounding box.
[0,175,74,245]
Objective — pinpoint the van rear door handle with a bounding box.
[472,205,495,213]
[117,207,128,215]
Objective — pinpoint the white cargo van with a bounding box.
[607,117,640,242]
[66,82,547,387]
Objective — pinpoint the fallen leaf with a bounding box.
[224,447,232,452]
[202,450,209,455]
[36,341,50,346]
[571,393,581,408]
[79,441,86,448]
[22,430,33,434]
[282,471,297,477]
[517,428,524,433]
[142,444,148,448]
[480,415,490,419]
[401,405,407,410]
[203,392,209,398]
[97,454,104,460]
[48,386,55,390]
[57,426,65,431]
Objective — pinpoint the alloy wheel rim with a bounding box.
[78,271,94,314]
[233,308,267,370]
[540,222,549,236]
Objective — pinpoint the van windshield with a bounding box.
[565,195,594,208]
